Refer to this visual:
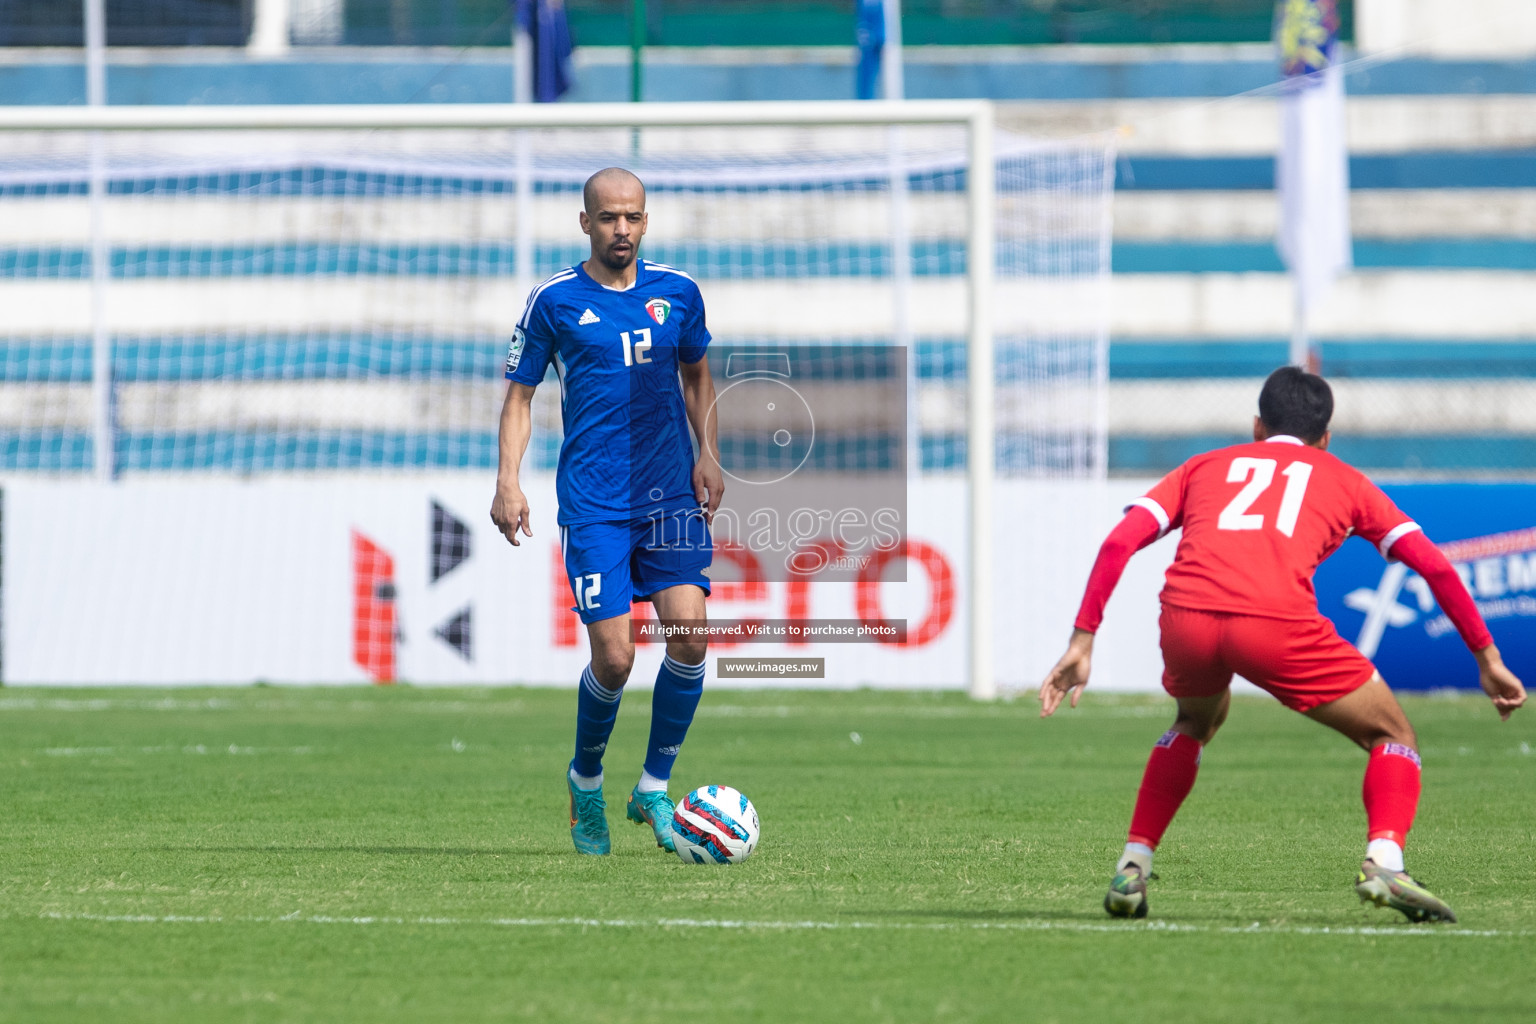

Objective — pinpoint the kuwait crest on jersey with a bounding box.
[645,298,672,325]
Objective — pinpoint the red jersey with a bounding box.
[1135,435,1420,621]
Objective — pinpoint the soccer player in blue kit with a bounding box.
[490,167,723,856]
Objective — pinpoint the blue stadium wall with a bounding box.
[1,44,1533,476]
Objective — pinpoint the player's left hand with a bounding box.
[1039,629,1095,718]
[489,484,533,547]
[693,457,724,524]
[1475,643,1526,721]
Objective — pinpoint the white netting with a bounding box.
[0,123,1112,479]
[0,115,1117,689]
[994,141,1115,477]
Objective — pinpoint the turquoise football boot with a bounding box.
[567,774,611,855]
[626,786,677,853]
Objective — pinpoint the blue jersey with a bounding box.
[506,259,711,525]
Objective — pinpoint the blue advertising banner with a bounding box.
[1315,483,1536,691]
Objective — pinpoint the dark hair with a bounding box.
[1258,366,1333,442]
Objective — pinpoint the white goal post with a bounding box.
[0,100,1112,698]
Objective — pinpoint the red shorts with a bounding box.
[1158,604,1376,713]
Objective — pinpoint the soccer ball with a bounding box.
[671,785,760,864]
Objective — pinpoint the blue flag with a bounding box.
[856,0,884,100]
[517,0,574,103]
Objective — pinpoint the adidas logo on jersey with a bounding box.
[578,308,601,325]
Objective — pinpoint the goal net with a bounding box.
[0,104,1114,691]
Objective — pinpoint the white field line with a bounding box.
[0,697,247,711]
[0,696,1173,720]
[43,744,316,756]
[27,910,1531,939]
[5,696,1489,720]
[0,696,508,714]
[685,702,1188,719]
[0,696,993,715]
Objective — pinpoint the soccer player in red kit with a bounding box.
[1039,367,1526,922]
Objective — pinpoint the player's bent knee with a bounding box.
[1177,720,1222,744]
[1306,677,1419,751]
[666,640,707,666]
[1351,724,1416,753]
[1375,718,1417,751]
[1174,695,1229,744]
[590,646,635,687]
[591,662,633,689]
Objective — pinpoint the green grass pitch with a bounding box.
[3,685,1535,1022]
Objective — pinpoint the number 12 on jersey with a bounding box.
[1218,457,1313,537]
[620,328,652,366]
[572,573,602,611]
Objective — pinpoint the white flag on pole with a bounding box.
[1276,1,1352,317]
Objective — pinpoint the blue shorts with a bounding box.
[561,509,713,624]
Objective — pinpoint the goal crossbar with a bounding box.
[0,100,991,132]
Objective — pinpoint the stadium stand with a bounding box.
[0,1,1329,49]
[1,0,1532,476]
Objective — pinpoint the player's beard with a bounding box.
[598,239,637,271]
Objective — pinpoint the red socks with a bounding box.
[1362,742,1421,847]
[1124,735,1421,853]
[1128,730,1202,848]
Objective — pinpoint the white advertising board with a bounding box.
[1,476,1176,691]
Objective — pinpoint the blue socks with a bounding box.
[571,655,706,785]
[643,655,707,782]
[571,664,623,779]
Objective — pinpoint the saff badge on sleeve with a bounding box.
[505,326,526,373]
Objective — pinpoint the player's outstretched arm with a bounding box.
[1039,506,1164,718]
[490,382,538,547]
[1040,629,1094,717]
[680,355,723,522]
[1390,530,1525,718]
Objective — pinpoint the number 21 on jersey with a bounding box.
[1217,457,1313,537]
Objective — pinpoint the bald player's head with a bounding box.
[583,167,645,215]
[580,167,648,275]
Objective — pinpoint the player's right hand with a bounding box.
[1475,644,1526,721]
[490,486,533,547]
[1039,629,1095,718]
